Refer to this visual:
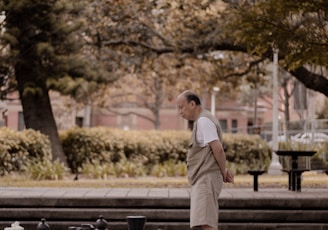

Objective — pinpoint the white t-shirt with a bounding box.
[196,117,219,147]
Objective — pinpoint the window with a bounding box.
[75,117,83,127]
[219,119,227,132]
[231,119,238,133]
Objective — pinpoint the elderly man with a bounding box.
[177,90,233,230]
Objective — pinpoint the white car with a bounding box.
[292,132,328,144]
[268,135,290,147]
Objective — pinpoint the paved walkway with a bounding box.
[0,187,327,199]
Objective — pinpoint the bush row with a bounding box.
[0,127,51,175]
[0,127,272,177]
[60,127,192,174]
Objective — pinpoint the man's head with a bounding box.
[177,90,202,121]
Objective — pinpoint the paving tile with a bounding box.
[169,188,190,198]
[40,189,69,198]
[83,188,112,198]
[148,188,169,198]
[61,188,91,198]
[127,188,149,198]
[106,188,131,198]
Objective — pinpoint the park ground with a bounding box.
[0,171,327,189]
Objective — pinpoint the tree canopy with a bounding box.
[227,0,328,96]
[94,0,328,97]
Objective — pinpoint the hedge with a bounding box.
[60,127,271,174]
[0,127,51,175]
[0,127,272,176]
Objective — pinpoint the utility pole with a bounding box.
[268,48,283,175]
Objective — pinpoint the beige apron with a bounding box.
[187,110,224,228]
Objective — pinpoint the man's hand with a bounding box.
[224,169,234,183]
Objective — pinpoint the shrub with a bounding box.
[81,160,116,179]
[27,159,68,180]
[20,129,52,159]
[114,159,145,178]
[60,127,126,174]
[60,128,190,173]
[81,159,145,179]
[0,127,272,177]
[119,130,190,164]
[60,127,272,176]
[150,160,187,177]
[223,133,271,174]
[0,128,51,175]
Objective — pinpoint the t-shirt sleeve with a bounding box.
[196,117,219,147]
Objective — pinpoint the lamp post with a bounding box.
[81,82,92,128]
[211,87,220,116]
[83,97,91,128]
[268,48,283,175]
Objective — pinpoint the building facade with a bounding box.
[2,86,325,137]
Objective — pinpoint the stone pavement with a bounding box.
[0,186,328,199]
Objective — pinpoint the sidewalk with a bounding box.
[0,187,327,199]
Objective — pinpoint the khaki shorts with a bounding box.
[190,171,223,228]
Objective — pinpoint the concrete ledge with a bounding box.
[1,196,328,209]
[0,197,190,208]
[1,221,328,230]
[0,208,327,223]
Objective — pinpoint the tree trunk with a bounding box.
[16,70,67,165]
[154,108,161,130]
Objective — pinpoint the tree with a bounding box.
[225,0,328,96]
[4,0,324,143]
[94,53,196,130]
[80,1,251,130]
[0,0,108,163]
[96,0,328,97]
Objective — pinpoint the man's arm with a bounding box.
[209,140,234,183]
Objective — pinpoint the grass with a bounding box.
[1,171,327,189]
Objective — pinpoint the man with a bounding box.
[177,90,234,230]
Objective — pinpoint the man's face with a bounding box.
[177,95,194,121]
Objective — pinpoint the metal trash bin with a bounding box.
[126,216,146,230]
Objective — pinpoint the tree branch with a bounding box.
[101,107,156,124]
[102,38,328,97]
[221,57,267,79]
[290,66,328,97]
[102,39,247,55]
